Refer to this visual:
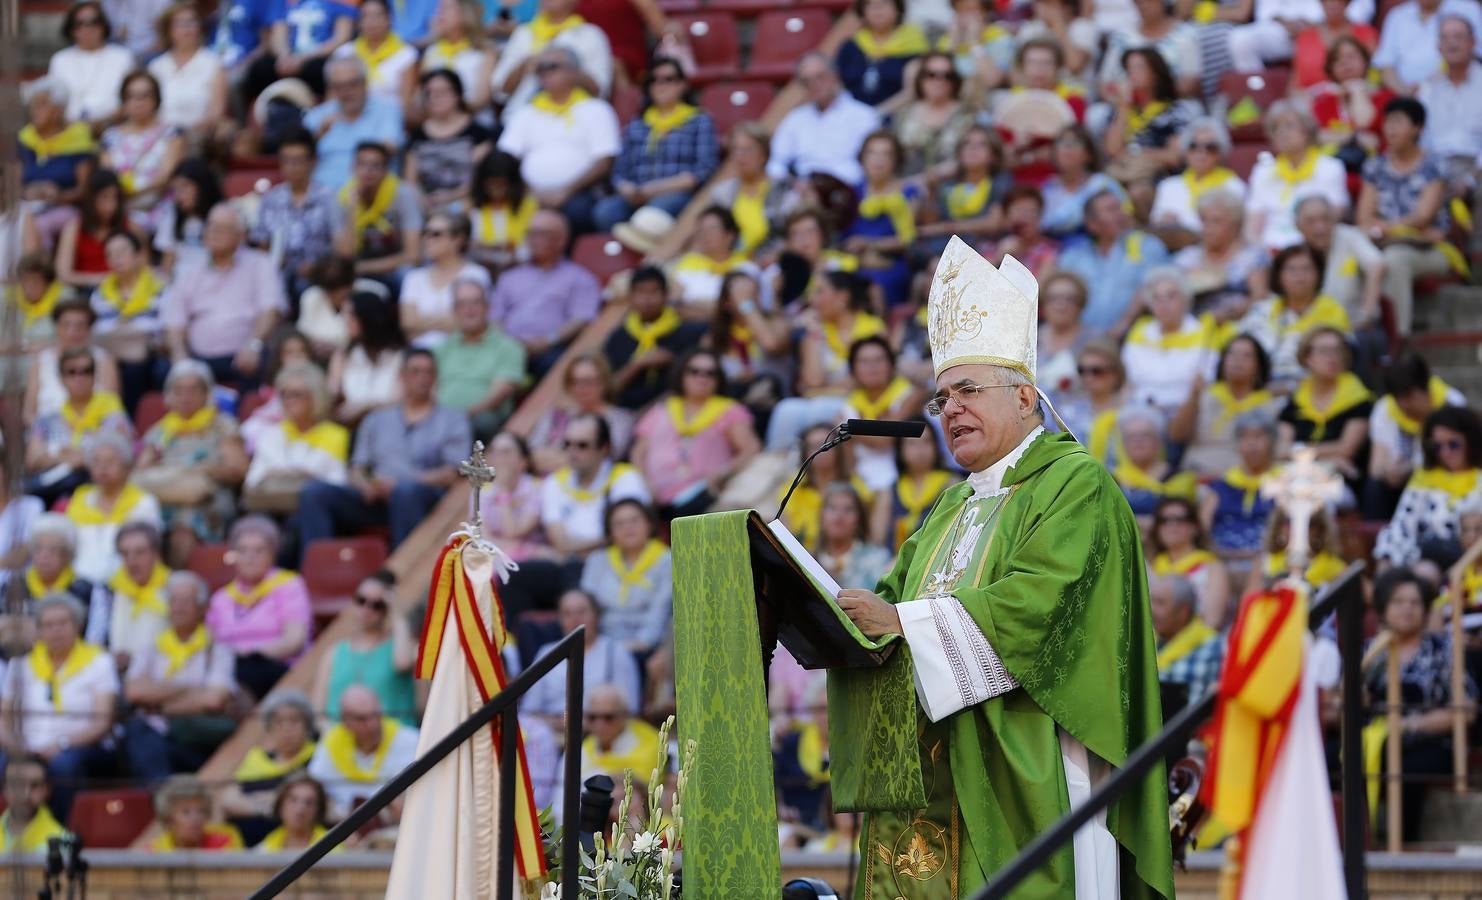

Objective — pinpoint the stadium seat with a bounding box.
[133,391,168,434]
[1219,69,1290,142]
[223,169,280,198]
[699,80,777,138]
[1227,142,1266,181]
[611,82,643,125]
[187,542,236,592]
[69,788,154,848]
[708,0,789,15]
[674,13,741,84]
[749,9,835,82]
[302,536,390,622]
[657,0,701,11]
[571,233,644,285]
[235,390,270,425]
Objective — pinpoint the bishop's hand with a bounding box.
[837,589,902,639]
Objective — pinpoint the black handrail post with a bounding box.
[498,706,517,900]
[561,625,584,898]
[1338,576,1367,900]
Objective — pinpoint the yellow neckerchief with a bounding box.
[151,823,244,851]
[857,188,917,243]
[1222,465,1276,514]
[353,32,408,72]
[676,251,747,276]
[1157,617,1217,669]
[1383,376,1451,436]
[66,483,149,527]
[847,375,913,420]
[282,419,350,461]
[259,824,328,852]
[339,174,401,252]
[643,102,698,150]
[1265,550,1346,586]
[225,569,299,608]
[423,38,470,68]
[25,566,75,599]
[1291,372,1373,441]
[624,306,682,355]
[793,720,830,785]
[156,625,210,677]
[557,462,636,503]
[1463,566,1482,608]
[528,11,586,49]
[732,178,770,253]
[529,87,592,122]
[936,23,1009,54]
[665,395,737,438]
[821,313,886,362]
[108,563,170,619]
[606,539,667,604]
[97,267,163,320]
[28,640,105,710]
[157,404,217,442]
[0,806,66,853]
[851,23,929,59]
[59,391,125,447]
[1114,461,1195,498]
[1127,312,1218,351]
[234,743,316,782]
[1153,549,1219,577]
[1268,293,1351,339]
[18,122,95,164]
[946,177,992,220]
[894,470,953,549]
[1011,82,1085,100]
[1125,100,1170,137]
[1088,407,1119,465]
[1123,230,1147,263]
[324,719,402,782]
[16,281,63,329]
[1273,148,1320,202]
[476,195,538,247]
[1182,166,1237,206]
[1408,466,1480,502]
[583,719,662,783]
[1207,382,1274,433]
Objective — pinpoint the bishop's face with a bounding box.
[936,364,1038,473]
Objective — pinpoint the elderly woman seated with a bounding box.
[1113,405,1197,528]
[1245,100,1350,250]
[1375,406,1482,570]
[0,593,119,821]
[219,689,318,844]
[1199,411,1282,569]
[24,345,133,507]
[1277,327,1373,482]
[580,500,672,663]
[1173,193,1270,321]
[205,517,312,700]
[1149,497,1232,629]
[1121,268,1221,416]
[19,77,96,236]
[1150,117,1248,246]
[64,432,162,584]
[1171,334,1283,477]
[101,522,171,670]
[257,774,329,852]
[243,363,350,515]
[1241,245,1354,387]
[150,774,244,850]
[7,515,107,653]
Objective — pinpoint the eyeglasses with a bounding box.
[583,712,620,723]
[563,439,596,450]
[685,366,720,378]
[922,69,954,80]
[924,382,1017,417]
[1077,365,1111,377]
[1431,438,1466,452]
[328,79,364,90]
[423,228,448,238]
[535,61,565,74]
[73,16,103,27]
[651,73,684,84]
[1187,141,1221,153]
[63,367,95,377]
[354,593,389,613]
[1157,514,1193,525]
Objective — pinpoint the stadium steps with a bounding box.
[19,0,69,72]
[1412,284,1482,399]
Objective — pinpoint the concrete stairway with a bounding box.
[1412,283,1482,400]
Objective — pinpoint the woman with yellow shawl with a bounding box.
[330,0,418,105]
[836,0,929,110]
[1113,404,1198,529]
[1173,333,1284,476]
[1277,326,1372,481]
[1150,496,1232,628]
[1376,406,1482,569]
[23,346,133,507]
[1244,505,1349,595]
[11,252,69,348]
[842,130,918,307]
[220,690,319,845]
[65,433,162,584]
[779,423,873,553]
[257,775,330,853]
[467,150,538,271]
[838,335,926,491]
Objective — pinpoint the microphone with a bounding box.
[843,418,927,439]
[774,424,849,525]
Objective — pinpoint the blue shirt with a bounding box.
[303,94,405,188]
[613,110,719,187]
[279,0,357,54]
[211,0,278,68]
[1057,230,1169,332]
[386,0,437,41]
[479,0,538,25]
[1040,172,1126,237]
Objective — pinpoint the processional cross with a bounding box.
[1260,445,1344,582]
[457,440,497,538]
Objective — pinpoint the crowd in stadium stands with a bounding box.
[6,0,1482,856]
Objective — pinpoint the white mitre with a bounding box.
[927,236,1040,381]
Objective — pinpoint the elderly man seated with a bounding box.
[100,522,172,672]
[307,684,420,822]
[0,754,69,853]
[577,683,660,787]
[1151,574,1225,704]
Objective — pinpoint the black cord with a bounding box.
[844,812,858,899]
[773,425,850,525]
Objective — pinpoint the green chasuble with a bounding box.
[842,431,1174,900]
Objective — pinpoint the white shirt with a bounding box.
[1319,223,1383,317]
[331,41,419,101]
[147,48,226,129]
[398,262,491,348]
[72,493,163,584]
[765,93,880,185]
[5,646,119,751]
[244,421,350,489]
[540,461,651,549]
[46,44,136,122]
[308,722,422,817]
[1253,0,1372,23]
[339,347,403,411]
[1373,0,1482,88]
[1121,316,1220,410]
[1418,62,1482,159]
[1247,151,1349,249]
[0,497,43,594]
[496,96,621,193]
[1368,385,1467,468]
[489,22,614,109]
[1149,172,1247,232]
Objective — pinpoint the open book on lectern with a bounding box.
[746,511,901,670]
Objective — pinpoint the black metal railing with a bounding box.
[972,564,1369,900]
[248,625,587,900]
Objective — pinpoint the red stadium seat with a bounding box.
[236,389,270,425]
[657,0,701,10]
[188,542,236,592]
[749,9,835,82]
[611,82,643,125]
[571,233,644,284]
[69,788,154,848]
[301,536,390,622]
[674,13,741,84]
[1227,142,1267,181]
[133,391,167,434]
[708,0,790,14]
[1219,69,1290,142]
[699,80,777,138]
[223,169,281,198]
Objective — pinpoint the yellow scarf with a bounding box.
[108,563,171,619]
[852,24,929,58]
[1273,148,1320,202]
[894,470,953,549]
[936,24,1009,54]
[946,178,992,221]
[643,102,698,150]
[782,485,823,549]
[1383,376,1451,435]
[624,307,682,355]
[59,391,125,446]
[1157,618,1217,669]
[1114,462,1196,499]
[157,404,218,442]
[151,823,243,851]
[1222,465,1275,514]
[1152,549,1219,577]
[1264,550,1346,586]
[282,419,350,461]
[16,281,63,329]
[353,33,408,72]
[1290,373,1373,441]
[18,122,95,163]
[1268,293,1351,339]
[28,641,105,710]
[1125,100,1170,137]
[821,313,886,362]
[1182,167,1237,206]
[25,566,75,599]
[0,807,67,854]
[66,483,149,527]
[665,395,737,438]
[225,569,299,608]
[97,267,163,320]
[423,38,470,68]
[259,824,328,852]
[676,251,747,276]
[732,179,770,253]
[340,174,401,251]
[1128,313,1219,351]
[323,719,402,782]
[557,462,637,503]
[606,540,667,604]
[234,743,316,782]
[1208,382,1274,433]
[582,719,661,783]
[530,87,592,121]
[156,625,210,677]
[847,375,913,421]
[1409,466,1480,502]
[1088,408,1119,465]
[476,195,539,247]
[528,11,586,49]
[857,189,917,243]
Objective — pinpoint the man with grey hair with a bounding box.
[162,202,286,387]
[490,0,613,109]
[1150,573,1225,701]
[103,522,172,669]
[10,515,108,653]
[1295,194,1384,324]
[767,53,879,185]
[1058,188,1171,336]
[1416,15,1482,194]
[122,571,238,781]
[434,276,526,439]
[303,55,405,189]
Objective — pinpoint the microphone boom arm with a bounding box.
[774,424,852,525]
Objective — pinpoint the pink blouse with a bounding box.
[205,570,313,661]
[478,474,549,561]
[635,400,754,505]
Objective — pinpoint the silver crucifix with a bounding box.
[1260,444,1344,582]
[457,441,497,536]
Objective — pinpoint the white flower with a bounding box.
[631,831,661,854]
[540,883,560,900]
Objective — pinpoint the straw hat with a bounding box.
[612,206,678,255]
